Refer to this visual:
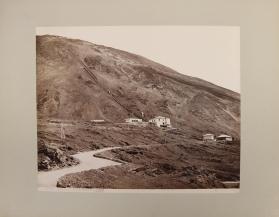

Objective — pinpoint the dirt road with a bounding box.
[38,147,121,189]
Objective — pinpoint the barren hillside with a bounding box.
[36,35,240,139]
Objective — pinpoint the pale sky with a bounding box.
[37,26,240,93]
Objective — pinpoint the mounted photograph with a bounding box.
[36,26,240,191]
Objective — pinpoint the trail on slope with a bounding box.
[38,147,121,189]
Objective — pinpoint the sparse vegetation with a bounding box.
[37,35,240,189]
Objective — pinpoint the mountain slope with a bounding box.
[36,35,240,139]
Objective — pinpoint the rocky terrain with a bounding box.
[38,138,79,171]
[56,136,240,189]
[37,35,240,189]
[38,120,240,189]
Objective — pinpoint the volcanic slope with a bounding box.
[37,35,240,138]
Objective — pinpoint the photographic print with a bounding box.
[36,26,240,191]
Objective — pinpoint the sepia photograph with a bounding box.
[36,26,240,191]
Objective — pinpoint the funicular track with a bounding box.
[79,60,139,118]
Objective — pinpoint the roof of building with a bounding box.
[217,134,232,138]
[203,133,214,136]
[150,116,169,120]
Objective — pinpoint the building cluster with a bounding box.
[125,116,171,128]
[91,117,233,143]
[91,116,172,128]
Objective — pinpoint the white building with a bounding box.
[203,133,215,141]
[216,134,233,142]
[91,119,105,123]
[125,118,143,124]
[149,116,171,128]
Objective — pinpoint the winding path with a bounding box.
[38,147,121,189]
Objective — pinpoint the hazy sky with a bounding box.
[37,26,240,93]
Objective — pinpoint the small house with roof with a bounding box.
[216,134,233,143]
[125,118,143,124]
[203,133,215,141]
